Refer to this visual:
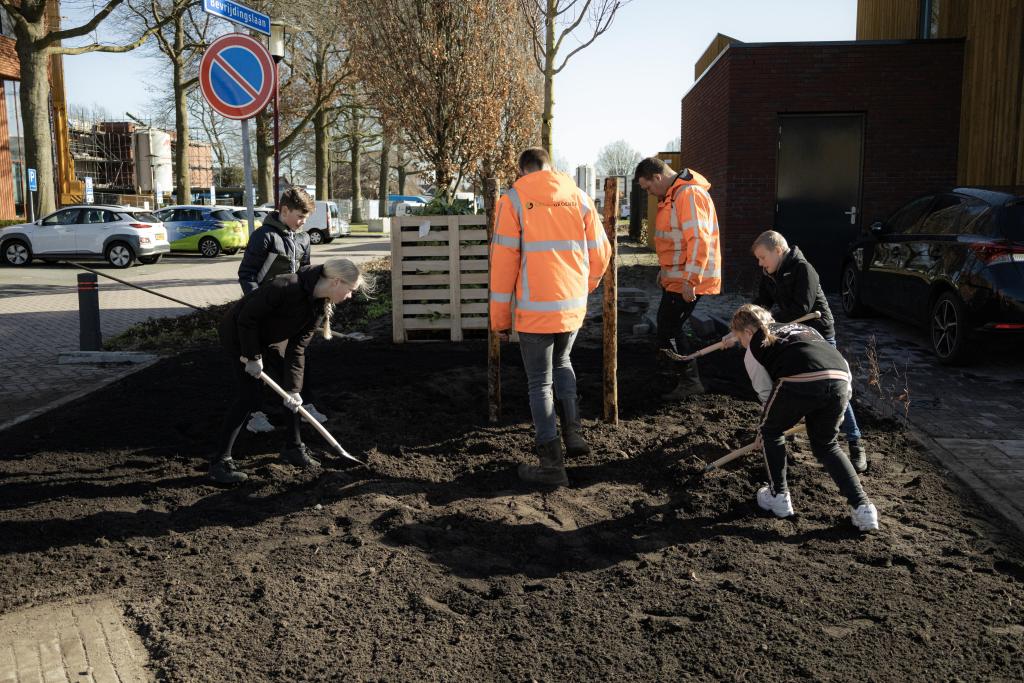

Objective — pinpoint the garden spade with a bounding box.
[661,311,823,362]
[254,369,367,467]
[681,423,806,489]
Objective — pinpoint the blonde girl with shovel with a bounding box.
[210,259,368,485]
[730,304,879,531]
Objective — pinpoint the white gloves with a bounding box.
[243,357,264,378]
[283,392,303,413]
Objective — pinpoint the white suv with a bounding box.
[0,205,171,268]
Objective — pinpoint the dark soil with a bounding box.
[3,330,1024,681]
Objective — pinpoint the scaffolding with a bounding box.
[68,120,137,192]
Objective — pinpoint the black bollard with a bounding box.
[77,273,102,351]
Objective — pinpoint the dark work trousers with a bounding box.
[215,351,302,462]
[657,289,702,352]
[759,378,869,508]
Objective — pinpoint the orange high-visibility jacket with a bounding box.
[654,170,722,295]
[489,170,612,333]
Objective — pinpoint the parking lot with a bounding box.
[0,236,389,430]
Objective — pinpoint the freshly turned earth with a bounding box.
[2,332,1024,681]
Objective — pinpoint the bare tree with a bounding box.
[519,0,631,155]
[0,0,182,213]
[664,135,680,152]
[127,0,212,204]
[596,139,640,176]
[343,0,538,200]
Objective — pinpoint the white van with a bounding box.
[304,200,349,244]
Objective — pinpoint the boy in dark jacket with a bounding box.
[741,230,868,473]
[236,188,320,431]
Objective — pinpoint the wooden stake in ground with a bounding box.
[484,177,501,423]
[602,178,619,425]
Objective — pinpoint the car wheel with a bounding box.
[224,248,239,255]
[840,262,870,317]
[106,241,136,268]
[199,237,221,258]
[139,255,163,265]
[308,229,325,245]
[930,291,970,365]
[1,239,32,266]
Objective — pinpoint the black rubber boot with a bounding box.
[518,439,569,487]
[663,360,705,400]
[849,441,868,473]
[209,457,248,485]
[560,397,591,457]
[280,444,321,469]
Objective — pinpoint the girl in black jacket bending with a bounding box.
[210,259,367,484]
[730,304,879,531]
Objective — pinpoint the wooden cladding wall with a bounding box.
[856,0,920,39]
[390,215,490,342]
[958,0,1024,189]
[694,34,740,80]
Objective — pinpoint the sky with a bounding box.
[62,0,858,173]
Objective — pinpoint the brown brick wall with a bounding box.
[682,40,964,292]
[0,36,18,80]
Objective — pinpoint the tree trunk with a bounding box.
[540,0,556,155]
[255,110,273,204]
[397,164,407,195]
[171,16,191,204]
[16,35,57,215]
[314,107,329,200]
[378,133,390,217]
[350,134,362,223]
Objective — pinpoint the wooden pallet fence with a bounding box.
[391,214,491,342]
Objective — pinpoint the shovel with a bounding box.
[681,423,806,489]
[661,311,823,362]
[253,367,367,467]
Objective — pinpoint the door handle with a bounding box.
[844,206,858,225]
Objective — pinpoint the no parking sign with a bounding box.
[199,34,276,120]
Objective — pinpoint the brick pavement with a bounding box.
[0,597,151,683]
[0,238,389,432]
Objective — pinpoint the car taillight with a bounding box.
[129,223,151,229]
[971,241,1024,265]
[994,323,1024,330]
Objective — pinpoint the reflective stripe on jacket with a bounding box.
[489,170,612,333]
[654,170,722,295]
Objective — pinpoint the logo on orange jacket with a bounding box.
[526,200,577,210]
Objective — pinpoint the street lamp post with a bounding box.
[269,21,286,208]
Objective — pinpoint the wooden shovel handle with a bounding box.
[703,423,806,473]
[680,310,823,361]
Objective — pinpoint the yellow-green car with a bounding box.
[155,205,249,257]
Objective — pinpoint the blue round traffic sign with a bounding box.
[199,34,276,120]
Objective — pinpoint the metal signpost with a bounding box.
[27,168,36,221]
[84,176,94,204]
[198,32,276,237]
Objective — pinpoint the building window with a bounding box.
[5,80,26,217]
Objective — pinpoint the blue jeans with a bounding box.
[518,330,579,445]
[825,337,862,442]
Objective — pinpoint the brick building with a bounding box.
[0,11,25,219]
[681,39,964,291]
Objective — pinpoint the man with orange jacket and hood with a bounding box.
[634,157,722,400]
[490,148,612,487]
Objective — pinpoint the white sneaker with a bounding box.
[303,404,327,423]
[756,486,794,518]
[246,411,274,433]
[850,503,880,531]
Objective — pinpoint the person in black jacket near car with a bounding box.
[210,259,367,485]
[724,230,868,473]
[730,304,879,532]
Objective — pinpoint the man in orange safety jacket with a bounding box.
[634,157,722,400]
[489,147,611,487]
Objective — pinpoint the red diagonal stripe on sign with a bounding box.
[211,52,261,100]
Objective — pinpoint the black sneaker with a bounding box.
[209,457,249,484]
[280,444,321,469]
[849,442,868,473]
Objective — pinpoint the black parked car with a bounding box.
[841,188,1024,364]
